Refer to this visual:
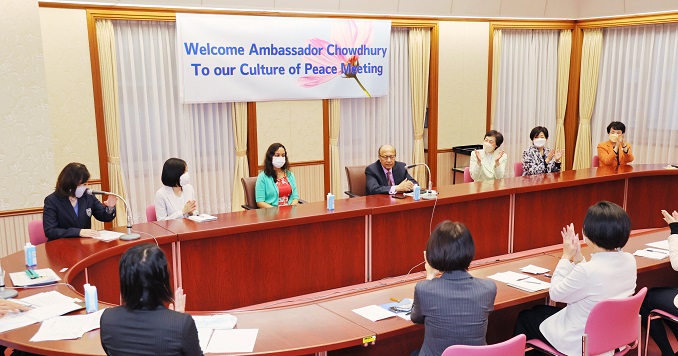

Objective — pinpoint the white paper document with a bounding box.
[488,271,550,293]
[487,271,531,284]
[197,328,213,352]
[21,291,78,307]
[0,301,83,333]
[30,309,104,342]
[205,329,258,353]
[193,314,237,329]
[646,240,670,251]
[188,214,217,222]
[520,264,550,274]
[9,269,61,287]
[352,305,396,322]
[92,230,124,242]
[634,248,669,260]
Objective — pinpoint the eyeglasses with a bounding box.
[379,155,396,161]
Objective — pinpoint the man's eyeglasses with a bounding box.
[379,155,396,161]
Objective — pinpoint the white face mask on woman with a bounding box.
[609,133,619,143]
[179,173,190,187]
[533,138,547,148]
[482,142,495,154]
[74,185,87,198]
[272,156,286,169]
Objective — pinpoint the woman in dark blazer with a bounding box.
[43,163,117,241]
[100,243,202,356]
[410,221,497,356]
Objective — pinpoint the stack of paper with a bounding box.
[192,314,237,329]
[352,305,396,322]
[634,248,669,260]
[379,298,413,321]
[0,291,83,333]
[520,265,550,274]
[188,214,217,222]
[92,230,124,242]
[9,269,61,287]
[488,271,550,293]
[646,240,670,250]
[199,329,258,353]
[30,309,105,342]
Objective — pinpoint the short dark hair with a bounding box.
[119,243,173,310]
[161,158,187,187]
[529,126,549,140]
[425,221,475,272]
[485,130,504,148]
[55,163,90,198]
[263,143,289,179]
[606,121,626,134]
[582,201,630,250]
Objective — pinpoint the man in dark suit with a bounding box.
[365,145,418,195]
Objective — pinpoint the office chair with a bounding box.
[28,219,48,246]
[442,334,526,356]
[344,165,367,197]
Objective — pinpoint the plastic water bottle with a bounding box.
[413,184,421,201]
[327,193,335,211]
[24,243,37,267]
[84,284,99,313]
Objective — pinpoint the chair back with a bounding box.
[241,177,259,209]
[28,219,48,245]
[592,155,600,167]
[514,162,524,177]
[584,287,647,355]
[345,165,367,197]
[146,205,157,222]
[442,334,526,356]
[463,167,474,183]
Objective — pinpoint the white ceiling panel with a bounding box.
[397,0,453,16]
[201,0,276,10]
[545,0,578,19]
[500,0,548,18]
[338,0,399,14]
[451,0,502,17]
[274,0,340,13]
[624,0,678,16]
[121,0,201,6]
[578,0,624,18]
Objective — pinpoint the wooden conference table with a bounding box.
[0,228,673,355]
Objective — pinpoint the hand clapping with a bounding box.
[396,178,414,192]
[169,287,186,313]
[662,210,678,225]
[561,223,583,263]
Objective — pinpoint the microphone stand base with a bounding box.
[120,233,141,241]
[421,191,438,200]
[0,289,18,299]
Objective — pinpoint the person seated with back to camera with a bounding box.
[100,243,202,356]
[513,201,637,355]
[410,221,497,356]
[597,121,634,168]
[255,143,299,208]
[469,130,507,181]
[155,158,198,220]
[43,162,117,241]
[522,126,564,176]
[365,144,418,195]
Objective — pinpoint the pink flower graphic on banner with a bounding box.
[299,20,375,97]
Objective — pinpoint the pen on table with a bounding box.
[645,248,669,254]
[390,297,401,303]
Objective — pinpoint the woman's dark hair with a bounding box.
[425,221,475,272]
[582,201,631,250]
[606,121,626,134]
[484,130,504,148]
[55,162,90,198]
[529,126,550,140]
[263,143,289,179]
[161,158,187,187]
[119,243,173,310]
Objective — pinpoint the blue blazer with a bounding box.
[365,160,418,195]
[43,192,116,241]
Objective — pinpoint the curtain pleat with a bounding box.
[408,28,431,186]
[490,29,502,127]
[572,29,603,169]
[96,20,127,227]
[328,99,342,196]
[231,102,248,211]
[555,30,572,168]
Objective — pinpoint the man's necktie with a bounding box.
[386,171,395,186]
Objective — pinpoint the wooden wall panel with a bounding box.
[291,164,325,203]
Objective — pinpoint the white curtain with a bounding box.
[113,20,235,222]
[338,28,413,194]
[591,23,678,165]
[493,30,559,177]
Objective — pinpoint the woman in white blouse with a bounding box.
[469,130,507,182]
[154,158,197,220]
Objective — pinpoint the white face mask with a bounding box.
[609,133,619,143]
[533,138,547,148]
[482,142,495,154]
[272,156,286,169]
[74,185,87,198]
[179,173,190,187]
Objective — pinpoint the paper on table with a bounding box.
[352,305,397,322]
[10,269,61,287]
[92,230,124,242]
[646,240,670,250]
[192,314,237,329]
[30,309,104,342]
[22,291,78,307]
[197,328,213,352]
[507,278,551,293]
[188,214,217,222]
[205,329,258,353]
[520,264,550,274]
[634,249,669,260]
[487,271,531,284]
[379,298,413,321]
[0,302,83,333]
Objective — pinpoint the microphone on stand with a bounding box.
[405,163,438,200]
[87,189,140,241]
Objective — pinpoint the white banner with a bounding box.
[176,14,391,103]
